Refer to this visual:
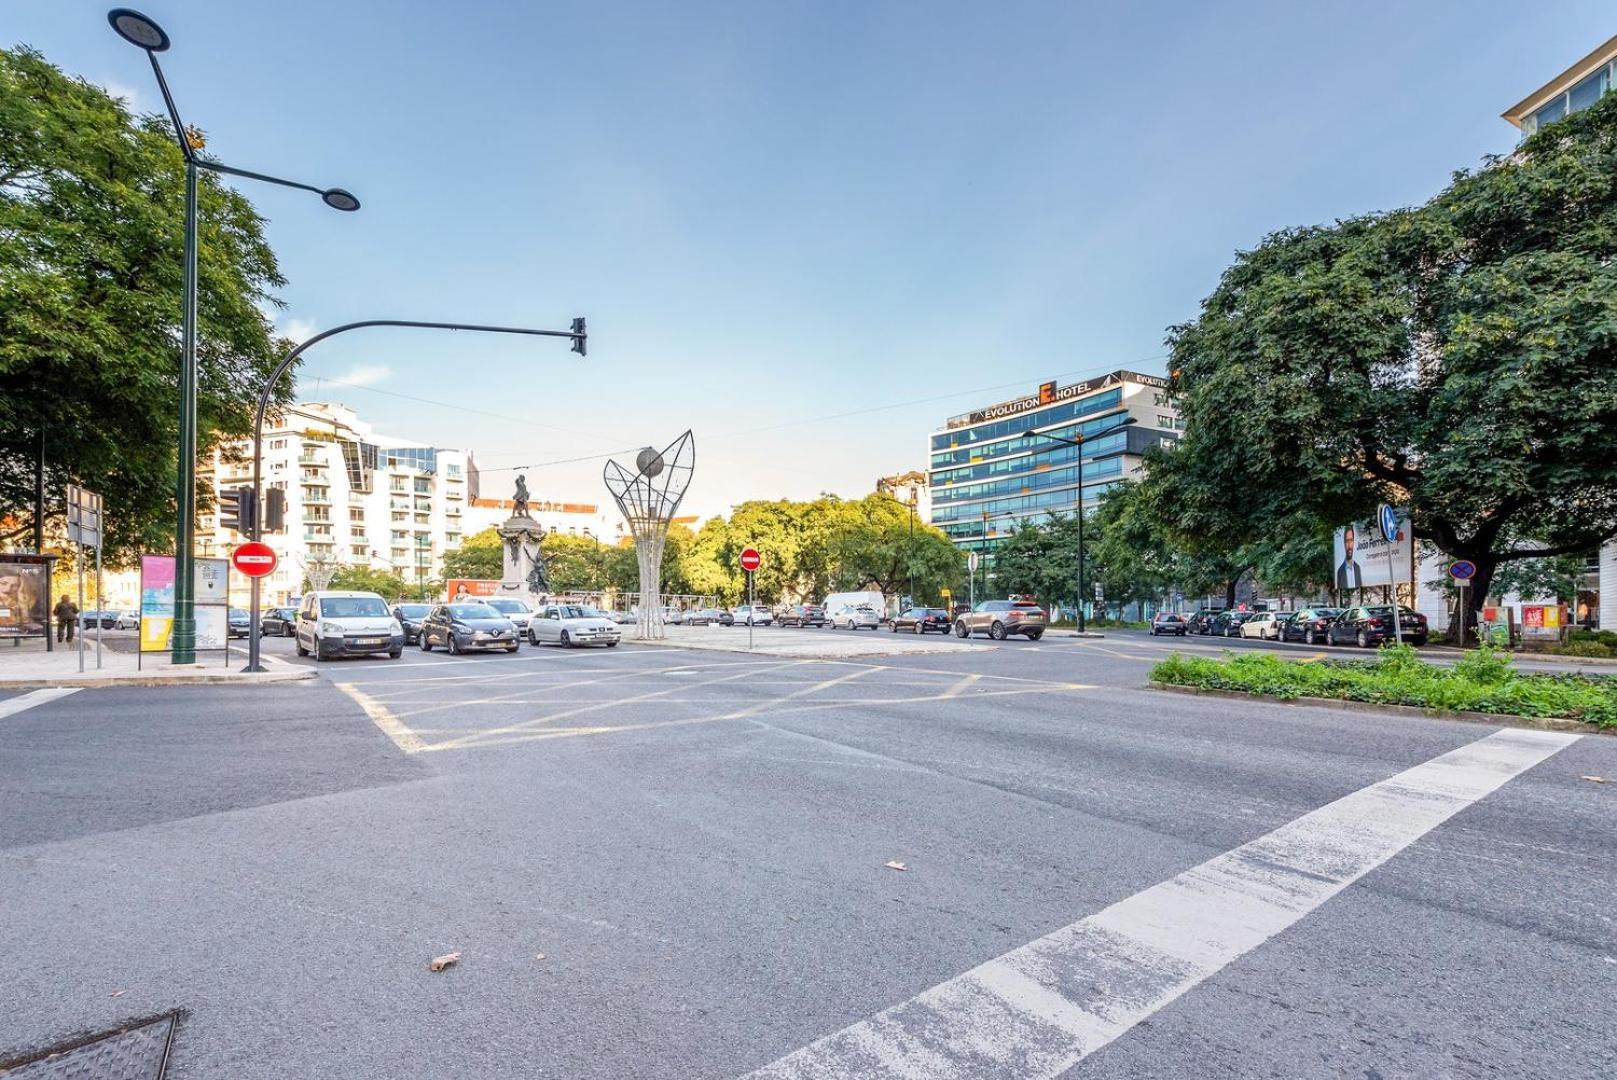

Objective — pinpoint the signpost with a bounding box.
[967,551,980,610]
[66,485,104,672]
[1378,504,1403,645]
[1448,559,1477,645]
[232,542,277,578]
[740,548,761,650]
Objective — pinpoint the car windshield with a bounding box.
[557,605,603,619]
[320,597,389,618]
[449,603,500,619]
[487,599,530,613]
[230,609,247,618]
[1367,606,1422,617]
[397,604,430,617]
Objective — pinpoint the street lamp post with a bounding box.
[1022,417,1138,634]
[907,489,917,606]
[244,318,587,672]
[416,534,429,601]
[109,8,360,665]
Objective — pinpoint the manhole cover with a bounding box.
[1,1013,177,1079]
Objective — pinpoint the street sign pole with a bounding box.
[77,541,85,673]
[738,548,762,651]
[1379,504,1403,645]
[748,570,754,651]
[95,541,103,669]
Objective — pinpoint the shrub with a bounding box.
[1150,644,1616,727]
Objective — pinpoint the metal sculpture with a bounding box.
[603,431,695,638]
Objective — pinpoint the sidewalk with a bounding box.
[628,624,986,659]
[0,635,313,688]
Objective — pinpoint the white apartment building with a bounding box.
[200,402,477,604]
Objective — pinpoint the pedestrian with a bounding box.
[53,593,79,643]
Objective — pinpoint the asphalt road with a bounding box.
[1,637,1613,1078]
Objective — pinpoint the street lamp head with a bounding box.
[107,8,171,51]
[1021,429,1036,439]
[321,188,361,212]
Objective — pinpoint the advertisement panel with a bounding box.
[0,559,50,639]
[446,578,500,600]
[1331,512,1414,590]
[139,555,175,652]
[140,555,229,653]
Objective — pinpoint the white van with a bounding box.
[822,591,888,624]
[295,590,405,661]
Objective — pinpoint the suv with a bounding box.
[1150,612,1188,636]
[828,604,881,630]
[1186,609,1224,635]
[295,590,404,661]
[776,604,826,628]
[955,600,1047,641]
[484,597,536,634]
[732,604,773,626]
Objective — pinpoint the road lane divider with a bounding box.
[335,682,425,754]
[743,727,1580,1080]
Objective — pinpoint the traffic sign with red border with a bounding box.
[739,548,762,572]
[232,541,278,578]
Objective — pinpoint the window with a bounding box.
[1532,95,1567,130]
[1157,414,1175,428]
[349,509,365,522]
[1570,66,1609,113]
[270,439,287,450]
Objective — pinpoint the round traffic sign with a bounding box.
[739,547,761,572]
[1448,559,1477,581]
[1378,504,1398,543]
[231,541,278,578]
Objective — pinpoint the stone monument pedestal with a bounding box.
[497,514,549,606]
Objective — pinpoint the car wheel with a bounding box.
[607,640,619,647]
[890,623,897,633]
[1304,630,1316,645]
[989,621,1006,641]
[296,638,308,657]
[955,621,970,639]
[914,622,922,634]
[529,628,539,646]
[389,649,402,659]
[1356,629,1368,648]
[1026,630,1043,641]
[448,634,461,655]
[507,643,519,653]
[561,631,572,649]
[420,633,432,651]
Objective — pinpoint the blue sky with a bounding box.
[15,1,1615,518]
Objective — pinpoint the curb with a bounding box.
[1146,681,1608,735]
[0,669,316,690]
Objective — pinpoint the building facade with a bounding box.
[925,370,1180,553]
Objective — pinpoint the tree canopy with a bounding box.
[0,47,295,564]
[1149,91,1617,627]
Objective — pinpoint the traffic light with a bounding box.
[218,485,256,533]
[263,487,286,533]
[570,316,587,357]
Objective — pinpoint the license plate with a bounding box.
[358,637,384,645]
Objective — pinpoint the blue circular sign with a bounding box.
[1449,560,1477,581]
[1378,504,1398,543]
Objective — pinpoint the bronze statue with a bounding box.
[513,475,530,518]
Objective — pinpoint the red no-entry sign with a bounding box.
[739,548,762,572]
[232,541,278,578]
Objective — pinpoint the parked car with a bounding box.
[776,604,826,628]
[829,604,881,631]
[609,609,636,625]
[1239,611,1285,640]
[823,591,887,624]
[891,607,952,634]
[114,609,141,630]
[528,602,621,648]
[295,590,405,661]
[1186,609,1224,635]
[955,600,1047,641]
[732,604,773,626]
[228,608,251,638]
[1150,612,1188,636]
[1281,608,1342,645]
[1327,605,1429,648]
[389,602,432,644]
[484,597,536,634]
[261,606,298,637]
[419,601,519,654]
[686,607,733,627]
[1213,611,1258,637]
[77,609,119,629]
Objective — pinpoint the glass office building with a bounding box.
[926,370,1180,553]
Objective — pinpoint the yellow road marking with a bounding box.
[335,682,425,754]
[940,673,982,698]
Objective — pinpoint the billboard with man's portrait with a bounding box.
[0,559,50,638]
[1332,512,1414,590]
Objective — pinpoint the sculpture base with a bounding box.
[498,514,549,607]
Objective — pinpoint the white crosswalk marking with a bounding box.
[0,687,81,720]
[744,727,1579,1079]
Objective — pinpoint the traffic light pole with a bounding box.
[243,319,586,672]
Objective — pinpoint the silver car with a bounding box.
[484,597,535,634]
[828,604,880,631]
[529,603,622,648]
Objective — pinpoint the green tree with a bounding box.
[1159,92,1617,635]
[441,528,502,581]
[0,47,292,563]
[315,565,410,599]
